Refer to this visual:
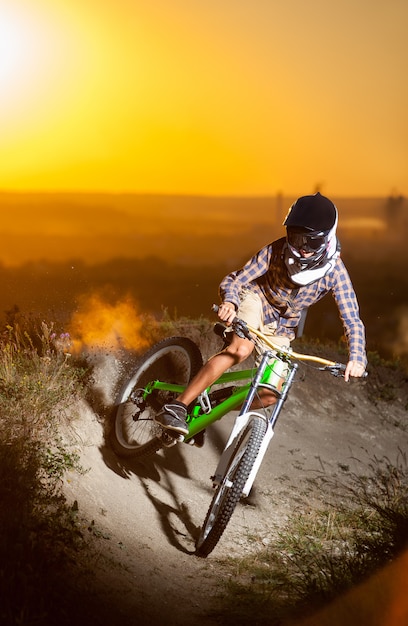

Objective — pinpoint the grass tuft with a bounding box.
[214,453,408,624]
[0,316,89,624]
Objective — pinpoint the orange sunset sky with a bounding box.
[0,0,407,198]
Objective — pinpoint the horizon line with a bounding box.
[0,189,403,200]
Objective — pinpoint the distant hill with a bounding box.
[0,192,405,267]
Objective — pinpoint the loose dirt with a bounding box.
[62,348,408,625]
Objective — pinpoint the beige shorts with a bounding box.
[237,290,290,363]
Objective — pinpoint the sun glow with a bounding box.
[1,6,67,109]
[0,11,25,85]
[0,0,407,196]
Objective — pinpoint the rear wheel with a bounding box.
[195,415,267,557]
[111,337,203,459]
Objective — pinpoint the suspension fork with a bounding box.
[212,360,298,495]
[239,350,274,415]
[240,362,298,496]
[269,362,298,430]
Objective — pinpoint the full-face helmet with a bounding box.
[283,193,338,269]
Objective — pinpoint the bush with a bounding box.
[0,318,88,625]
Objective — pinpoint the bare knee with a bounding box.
[223,339,254,364]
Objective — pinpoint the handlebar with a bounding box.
[212,304,367,377]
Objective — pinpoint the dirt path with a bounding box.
[62,351,408,625]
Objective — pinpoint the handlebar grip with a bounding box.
[355,371,369,379]
[336,362,368,378]
[329,363,368,379]
[212,305,252,341]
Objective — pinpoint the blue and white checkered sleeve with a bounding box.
[332,261,367,367]
[219,245,272,309]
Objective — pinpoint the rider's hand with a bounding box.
[344,360,365,382]
[218,302,237,325]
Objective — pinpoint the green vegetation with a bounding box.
[213,454,408,625]
[0,318,88,625]
[0,312,407,624]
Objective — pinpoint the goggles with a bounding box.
[287,230,327,253]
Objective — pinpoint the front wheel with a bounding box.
[195,415,267,557]
[111,337,203,459]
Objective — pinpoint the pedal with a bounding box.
[158,429,184,448]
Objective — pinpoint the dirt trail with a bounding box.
[63,351,408,625]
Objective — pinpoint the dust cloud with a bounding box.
[67,292,150,353]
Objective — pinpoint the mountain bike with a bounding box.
[111,307,352,557]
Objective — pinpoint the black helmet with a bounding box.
[283,193,338,268]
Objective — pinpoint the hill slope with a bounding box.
[62,344,408,625]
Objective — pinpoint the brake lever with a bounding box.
[233,320,253,341]
[320,363,346,377]
[321,364,368,379]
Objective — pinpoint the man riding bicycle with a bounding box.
[154,192,367,436]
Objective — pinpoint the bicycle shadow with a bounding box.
[99,441,202,552]
[139,473,201,554]
[98,421,230,553]
[99,438,190,481]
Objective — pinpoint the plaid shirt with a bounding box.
[219,237,367,366]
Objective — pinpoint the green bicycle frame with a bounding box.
[144,364,284,442]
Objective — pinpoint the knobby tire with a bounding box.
[111,337,203,459]
[195,415,267,557]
